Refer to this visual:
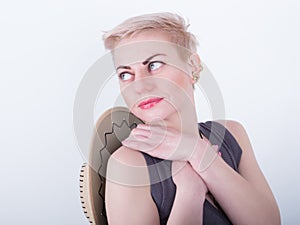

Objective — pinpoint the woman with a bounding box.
[103,12,280,224]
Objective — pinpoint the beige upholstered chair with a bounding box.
[79,107,144,224]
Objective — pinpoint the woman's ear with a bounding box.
[188,53,202,84]
[188,53,202,74]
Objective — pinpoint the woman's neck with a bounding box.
[146,104,199,136]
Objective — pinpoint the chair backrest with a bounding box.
[79,107,144,224]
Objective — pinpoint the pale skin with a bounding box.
[105,30,281,225]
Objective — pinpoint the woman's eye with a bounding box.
[119,72,133,81]
[149,61,164,71]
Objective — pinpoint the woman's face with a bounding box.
[113,30,196,124]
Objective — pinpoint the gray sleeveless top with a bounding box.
[141,121,242,225]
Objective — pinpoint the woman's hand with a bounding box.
[172,161,208,195]
[122,123,219,171]
[122,123,197,160]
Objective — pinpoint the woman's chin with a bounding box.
[137,109,178,127]
[132,108,165,123]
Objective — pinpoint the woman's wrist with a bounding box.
[175,178,207,198]
[172,161,208,198]
[189,138,220,175]
[167,184,205,225]
[175,182,207,199]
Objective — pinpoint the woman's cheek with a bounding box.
[172,72,191,89]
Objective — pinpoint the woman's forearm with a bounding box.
[167,187,205,225]
[193,156,280,225]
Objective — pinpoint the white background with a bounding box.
[1,0,299,224]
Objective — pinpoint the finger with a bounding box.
[132,126,167,144]
[137,123,151,130]
[121,139,155,152]
[130,136,162,150]
[131,127,151,138]
[137,124,166,138]
[150,126,180,140]
[148,124,167,134]
[123,134,149,142]
[126,130,162,147]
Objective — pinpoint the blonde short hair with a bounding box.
[102,12,198,52]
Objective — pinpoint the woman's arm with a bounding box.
[119,120,281,224]
[105,146,160,225]
[190,120,281,225]
[106,147,207,225]
[167,161,206,225]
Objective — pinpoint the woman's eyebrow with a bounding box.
[116,53,166,70]
[116,65,131,70]
[142,53,166,65]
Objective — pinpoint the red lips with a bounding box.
[138,97,164,110]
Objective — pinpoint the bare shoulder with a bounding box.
[213,120,279,210]
[213,119,244,138]
[110,145,148,167]
[107,146,150,186]
[213,119,259,175]
[214,120,268,185]
[106,146,160,224]
[214,119,251,154]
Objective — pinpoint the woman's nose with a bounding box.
[133,68,155,93]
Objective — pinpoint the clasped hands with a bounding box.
[121,123,219,192]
